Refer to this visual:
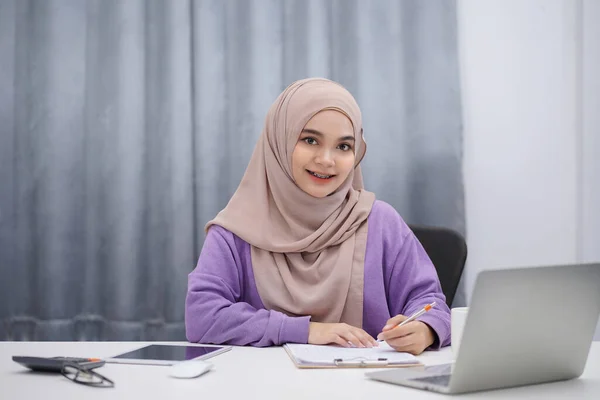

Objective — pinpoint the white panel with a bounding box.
[458,0,579,302]
[582,0,600,340]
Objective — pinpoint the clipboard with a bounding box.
[283,343,423,369]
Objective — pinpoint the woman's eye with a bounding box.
[338,143,352,151]
[303,137,317,145]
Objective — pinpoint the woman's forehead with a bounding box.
[304,109,354,133]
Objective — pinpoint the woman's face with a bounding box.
[291,110,356,198]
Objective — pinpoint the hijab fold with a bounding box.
[206,78,375,327]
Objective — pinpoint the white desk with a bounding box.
[1,342,599,399]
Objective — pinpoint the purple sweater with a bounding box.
[185,200,451,349]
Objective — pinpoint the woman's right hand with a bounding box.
[308,322,378,348]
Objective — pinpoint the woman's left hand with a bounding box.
[377,314,435,355]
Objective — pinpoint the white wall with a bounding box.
[458,0,600,339]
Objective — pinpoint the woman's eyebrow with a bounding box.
[301,128,324,137]
[301,128,355,142]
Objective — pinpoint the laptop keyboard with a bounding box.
[411,374,452,387]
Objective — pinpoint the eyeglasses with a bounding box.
[61,362,115,388]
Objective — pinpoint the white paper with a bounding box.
[284,342,418,365]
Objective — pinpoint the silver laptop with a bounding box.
[366,263,600,394]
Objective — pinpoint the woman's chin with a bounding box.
[303,184,339,198]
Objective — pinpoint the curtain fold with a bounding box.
[0,0,464,341]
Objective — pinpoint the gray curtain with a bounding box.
[0,0,464,341]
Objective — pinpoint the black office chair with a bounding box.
[408,224,467,307]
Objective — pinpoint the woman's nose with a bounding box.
[315,150,335,167]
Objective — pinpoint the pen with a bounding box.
[377,301,437,342]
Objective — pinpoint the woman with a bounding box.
[185,78,450,355]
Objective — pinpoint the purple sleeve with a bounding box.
[384,211,451,349]
[185,226,310,347]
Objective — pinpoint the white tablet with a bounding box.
[105,344,232,365]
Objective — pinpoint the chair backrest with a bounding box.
[408,224,467,306]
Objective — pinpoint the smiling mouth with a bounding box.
[307,170,335,179]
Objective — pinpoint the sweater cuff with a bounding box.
[278,315,311,345]
[417,313,450,351]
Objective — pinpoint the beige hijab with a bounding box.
[206,78,376,328]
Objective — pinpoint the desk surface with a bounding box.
[1,341,599,399]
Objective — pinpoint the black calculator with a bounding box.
[12,356,105,373]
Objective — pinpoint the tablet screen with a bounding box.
[111,344,224,362]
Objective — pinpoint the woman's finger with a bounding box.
[342,331,364,348]
[382,314,408,331]
[331,333,350,348]
[387,332,416,351]
[353,328,377,348]
[378,321,417,341]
